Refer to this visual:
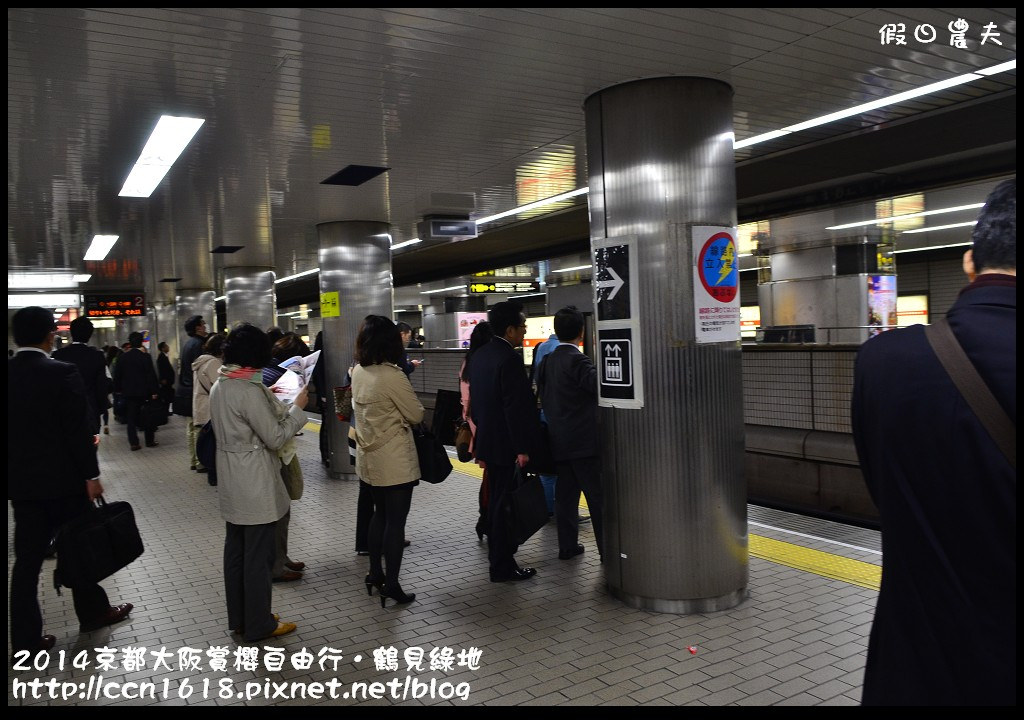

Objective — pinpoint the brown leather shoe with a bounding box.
[272,570,302,583]
[80,603,133,633]
[130,445,141,451]
[284,560,305,571]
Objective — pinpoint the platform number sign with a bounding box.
[593,236,643,409]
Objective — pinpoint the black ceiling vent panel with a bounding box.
[210,245,244,254]
[321,165,390,186]
[159,277,182,282]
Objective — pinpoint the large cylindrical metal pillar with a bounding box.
[585,77,747,613]
[317,221,393,480]
[224,267,276,332]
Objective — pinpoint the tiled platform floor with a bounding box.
[8,414,878,706]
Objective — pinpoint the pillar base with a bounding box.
[608,585,748,614]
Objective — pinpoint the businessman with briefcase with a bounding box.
[8,307,134,655]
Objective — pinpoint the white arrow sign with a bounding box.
[596,265,624,301]
[605,343,622,357]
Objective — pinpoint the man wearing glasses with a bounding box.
[179,315,209,472]
[468,301,543,582]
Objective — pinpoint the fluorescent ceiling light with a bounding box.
[391,238,422,250]
[739,267,760,272]
[734,59,1015,150]
[8,272,79,289]
[900,220,977,235]
[509,292,546,299]
[72,274,92,283]
[214,295,226,302]
[552,264,592,273]
[977,59,1016,75]
[54,308,67,313]
[83,234,119,261]
[275,268,319,283]
[119,115,205,197]
[476,187,589,226]
[826,203,985,230]
[894,241,973,254]
[8,293,81,309]
[419,285,466,295]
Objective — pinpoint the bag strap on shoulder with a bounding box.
[924,317,1015,470]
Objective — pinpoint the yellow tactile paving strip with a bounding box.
[749,535,880,591]
[310,424,881,591]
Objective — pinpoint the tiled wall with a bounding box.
[409,346,858,435]
[742,347,856,433]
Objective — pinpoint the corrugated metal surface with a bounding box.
[587,78,747,610]
[224,268,276,331]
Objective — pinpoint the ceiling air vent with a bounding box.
[210,245,244,254]
[159,277,182,282]
[321,165,390,186]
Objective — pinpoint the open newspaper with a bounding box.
[269,350,320,406]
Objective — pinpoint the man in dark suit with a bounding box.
[52,316,110,435]
[852,179,1015,706]
[536,306,604,561]
[8,307,133,654]
[112,332,160,450]
[468,300,543,582]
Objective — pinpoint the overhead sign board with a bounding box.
[468,281,538,294]
[692,226,740,344]
[430,219,477,238]
[84,293,146,318]
[593,236,643,409]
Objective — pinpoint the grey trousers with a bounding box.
[224,520,276,642]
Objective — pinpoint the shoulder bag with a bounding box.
[413,425,453,484]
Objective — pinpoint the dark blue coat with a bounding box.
[852,276,1015,706]
[467,337,541,466]
[536,344,599,461]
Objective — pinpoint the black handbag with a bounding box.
[196,420,218,485]
[505,464,549,545]
[454,420,474,463]
[139,399,168,429]
[53,496,144,592]
[413,425,453,484]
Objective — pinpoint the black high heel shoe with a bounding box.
[380,584,416,608]
[365,574,384,596]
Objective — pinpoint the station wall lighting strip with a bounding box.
[119,115,205,197]
[476,187,590,226]
[83,235,120,261]
[552,264,592,272]
[826,203,985,230]
[419,285,467,294]
[8,272,79,289]
[734,59,1015,150]
[893,241,972,254]
[275,268,319,283]
[900,221,977,235]
[391,238,422,250]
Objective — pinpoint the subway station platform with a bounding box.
[8,414,879,707]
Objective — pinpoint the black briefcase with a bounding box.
[505,465,549,545]
[53,497,144,592]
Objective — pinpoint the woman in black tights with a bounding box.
[350,316,425,607]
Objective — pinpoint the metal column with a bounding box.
[585,77,747,612]
[316,221,393,480]
[224,267,276,332]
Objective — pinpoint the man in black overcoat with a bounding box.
[536,306,604,561]
[8,307,133,653]
[52,316,110,434]
[112,332,160,450]
[852,179,1016,706]
[468,300,542,582]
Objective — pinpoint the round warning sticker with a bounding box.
[697,232,738,303]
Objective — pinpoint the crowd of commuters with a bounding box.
[11,186,1011,702]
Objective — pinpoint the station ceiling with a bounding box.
[7,8,1017,308]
